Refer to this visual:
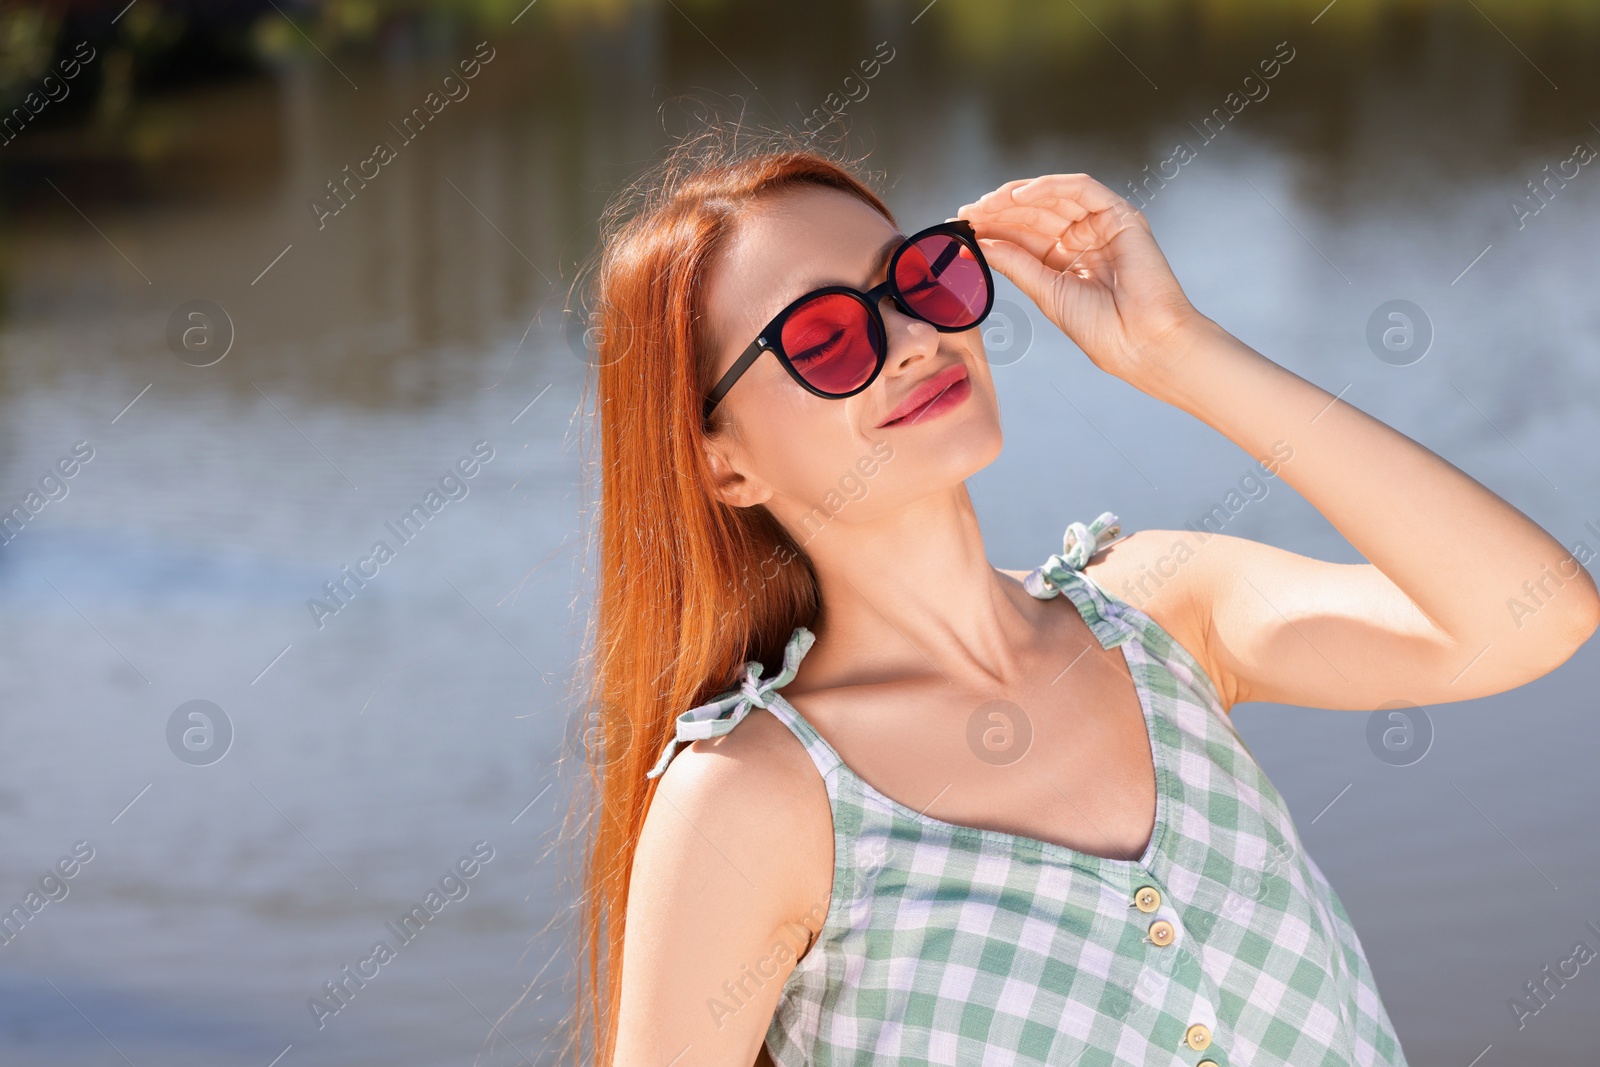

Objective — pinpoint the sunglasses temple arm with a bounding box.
[703,336,768,420]
[930,238,963,277]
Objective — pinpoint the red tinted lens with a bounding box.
[779,292,881,395]
[894,234,989,327]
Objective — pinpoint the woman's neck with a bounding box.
[786,484,1041,694]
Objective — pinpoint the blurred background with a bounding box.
[2,0,1599,1063]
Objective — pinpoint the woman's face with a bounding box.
[700,184,1003,531]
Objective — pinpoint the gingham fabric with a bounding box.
[648,513,1409,1066]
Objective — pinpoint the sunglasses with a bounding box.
[702,219,995,422]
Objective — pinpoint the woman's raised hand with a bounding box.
[956,174,1207,388]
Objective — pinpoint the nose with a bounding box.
[877,294,940,373]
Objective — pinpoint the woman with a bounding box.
[571,132,1598,1066]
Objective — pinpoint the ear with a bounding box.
[703,433,774,509]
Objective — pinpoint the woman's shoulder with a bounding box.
[1006,526,1219,691]
[621,706,836,1056]
[641,700,835,940]
[1081,528,1238,707]
[1077,526,1204,615]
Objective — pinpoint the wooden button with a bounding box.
[1134,885,1162,913]
[1185,1023,1213,1050]
[1148,919,1175,947]
[1197,1061,1219,1067]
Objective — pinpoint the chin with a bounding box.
[951,418,1004,478]
[914,407,1003,484]
[832,416,1002,523]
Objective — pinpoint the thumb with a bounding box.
[976,237,1059,312]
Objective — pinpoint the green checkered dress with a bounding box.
[646,513,1409,1066]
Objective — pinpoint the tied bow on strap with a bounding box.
[1023,511,1122,600]
[645,626,816,780]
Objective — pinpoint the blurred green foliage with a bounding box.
[2,0,1597,112]
[0,7,59,99]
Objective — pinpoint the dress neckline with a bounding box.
[767,613,1171,876]
[762,509,1169,873]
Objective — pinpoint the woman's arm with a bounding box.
[1119,323,1596,709]
[614,722,830,1066]
[960,175,1600,711]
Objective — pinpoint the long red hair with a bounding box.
[554,127,895,1066]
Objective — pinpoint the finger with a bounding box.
[963,218,1063,266]
[958,177,1036,215]
[961,185,1091,231]
[974,237,1064,310]
[1014,176,1152,239]
[960,202,1087,244]
[1061,202,1146,241]
[974,183,1092,225]
[962,206,1095,271]
[1056,203,1149,254]
[1049,198,1147,234]
[956,185,1032,221]
[1011,173,1127,215]
[972,217,1111,274]
[990,199,1150,260]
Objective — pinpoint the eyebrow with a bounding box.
[714,230,906,363]
[863,231,904,288]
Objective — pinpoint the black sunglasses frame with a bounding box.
[702,219,995,423]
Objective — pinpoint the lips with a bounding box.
[878,363,971,428]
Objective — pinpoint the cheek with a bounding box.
[747,396,867,500]
[964,339,1000,393]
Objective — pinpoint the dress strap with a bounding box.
[645,626,817,780]
[1023,511,1140,650]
